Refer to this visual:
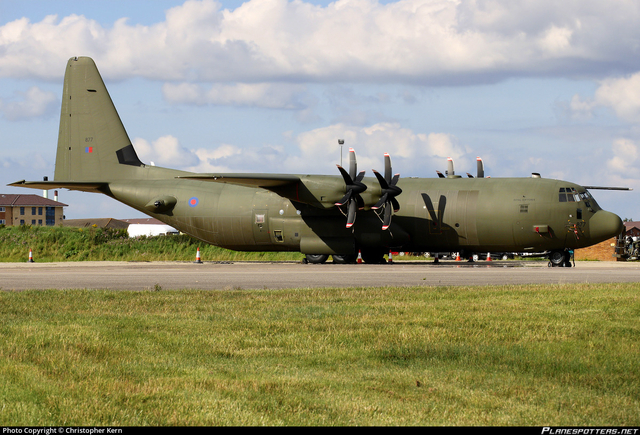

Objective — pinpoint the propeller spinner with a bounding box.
[336,148,367,228]
[372,153,402,230]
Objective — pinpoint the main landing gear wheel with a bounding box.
[305,254,329,264]
[332,254,357,264]
[548,250,572,267]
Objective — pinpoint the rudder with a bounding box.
[54,56,143,182]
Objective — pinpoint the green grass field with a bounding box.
[0,224,304,262]
[1,283,638,426]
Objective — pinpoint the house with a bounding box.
[623,221,640,238]
[0,194,67,226]
[62,218,130,230]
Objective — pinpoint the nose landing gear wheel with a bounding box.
[548,250,572,267]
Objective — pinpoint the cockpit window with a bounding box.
[584,189,600,210]
[558,187,579,202]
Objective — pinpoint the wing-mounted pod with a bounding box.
[336,148,367,228]
[372,153,402,230]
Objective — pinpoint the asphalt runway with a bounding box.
[1,260,639,290]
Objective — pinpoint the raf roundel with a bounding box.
[188,197,199,207]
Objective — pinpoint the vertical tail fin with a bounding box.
[54,57,143,182]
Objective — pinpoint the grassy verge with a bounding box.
[0,224,304,262]
[1,283,638,426]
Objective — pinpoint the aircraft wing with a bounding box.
[177,173,344,209]
[583,186,633,191]
[9,180,108,193]
[176,174,301,188]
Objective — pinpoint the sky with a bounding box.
[1,0,640,220]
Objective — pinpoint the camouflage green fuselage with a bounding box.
[106,171,617,255]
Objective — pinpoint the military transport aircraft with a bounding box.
[10,57,630,266]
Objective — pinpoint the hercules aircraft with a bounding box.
[10,57,629,266]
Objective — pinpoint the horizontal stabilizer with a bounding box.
[9,180,108,193]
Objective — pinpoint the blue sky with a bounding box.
[1,0,640,220]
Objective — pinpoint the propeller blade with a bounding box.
[346,200,357,228]
[437,195,446,223]
[384,152,392,183]
[382,206,392,230]
[477,157,484,178]
[372,192,388,210]
[336,149,367,228]
[447,157,454,177]
[335,189,352,206]
[373,170,389,189]
[373,152,402,230]
[348,148,357,180]
[391,197,400,212]
[436,171,445,178]
[337,165,353,185]
[421,193,439,230]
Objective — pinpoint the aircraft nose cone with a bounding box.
[590,210,624,243]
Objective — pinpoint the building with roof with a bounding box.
[62,218,130,230]
[0,194,67,226]
[623,221,640,238]
[63,216,178,237]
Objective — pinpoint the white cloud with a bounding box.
[568,94,596,120]
[537,25,573,55]
[0,86,57,120]
[568,71,640,123]
[172,121,468,177]
[1,0,639,84]
[594,73,640,123]
[133,135,200,167]
[188,144,244,172]
[162,82,309,109]
[129,121,470,178]
[606,138,640,178]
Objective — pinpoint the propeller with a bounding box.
[437,157,462,178]
[372,153,403,230]
[438,156,486,179]
[422,193,445,233]
[336,148,367,228]
[466,157,484,178]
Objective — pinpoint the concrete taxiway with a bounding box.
[0,260,638,291]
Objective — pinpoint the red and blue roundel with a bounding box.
[188,197,199,207]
